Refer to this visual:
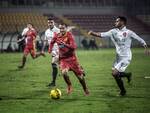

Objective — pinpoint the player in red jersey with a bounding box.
[49,23,89,95]
[18,23,45,69]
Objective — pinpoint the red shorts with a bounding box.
[59,56,83,76]
[24,46,36,57]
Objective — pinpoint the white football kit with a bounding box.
[44,26,60,59]
[21,27,29,44]
[100,26,147,72]
[22,27,29,36]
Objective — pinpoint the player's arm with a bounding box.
[48,35,56,53]
[17,31,27,43]
[67,26,76,32]
[42,39,48,53]
[88,31,101,37]
[143,45,150,55]
[88,30,112,39]
[42,31,48,52]
[131,31,149,55]
[61,33,77,49]
[17,36,25,43]
[33,36,36,49]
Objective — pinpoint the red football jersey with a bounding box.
[49,32,77,58]
[25,29,36,47]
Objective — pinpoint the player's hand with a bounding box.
[88,31,93,35]
[57,40,65,45]
[48,48,52,54]
[59,43,66,48]
[41,50,45,54]
[67,26,76,31]
[144,49,150,56]
[48,50,51,54]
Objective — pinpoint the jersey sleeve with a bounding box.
[100,30,113,38]
[130,31,147,46]
[44,31,48,41]
[32,30,37,37]
[31,30,36,40]
[48,33,57,53]
[22,28,28,36]
[65,32,77,49]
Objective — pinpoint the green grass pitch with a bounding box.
[0,48,150,113]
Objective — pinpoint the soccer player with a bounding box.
[42,18,79,87]
[42,18,60,87]
[18,23,45,69]
[88,16,149,96]
[49,23,89,95]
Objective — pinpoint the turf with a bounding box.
[0,48,150,113]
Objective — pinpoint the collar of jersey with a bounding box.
[117,26,127,31]
[49,26,56,31]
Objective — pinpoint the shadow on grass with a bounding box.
[1,89,150,102]
[8,68,28,72]
[0,89,49,101]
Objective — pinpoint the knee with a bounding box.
[62,69,68,75]
[31,55,36,59]
[23,55,27,59]
[112,70,119,78]
[77,75,84,81]
[52,63,57,68]
[52,57,58,64]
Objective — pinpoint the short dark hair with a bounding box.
[59,23,68,27]
[117,16,127,25]
[27,23,33,27]
[48,18,54,21]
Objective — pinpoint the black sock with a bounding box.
[22,56,26,67]
[51,63,58,83]
[114,75,126,92]
[119,72,131,78]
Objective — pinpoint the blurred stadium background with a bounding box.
[0,0,150,52]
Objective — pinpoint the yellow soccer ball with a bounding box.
[50,88,62,99]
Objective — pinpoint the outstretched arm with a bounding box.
[88,30,112,39]
[131,31,149,55]
[88,31,101,37]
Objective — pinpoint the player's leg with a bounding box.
[31,52,45,59]
[112,69,126,96]
[80,66,86,76]
[119,72,132,83]
[61,68,73,94]
[112,57,131,96]
[75,73,89,95]
[72,61,89,95]
[18,54,27,68]
[47,55,59,87]
[30,47,45,59]
[117,59,132,83]
[18,47,29,68]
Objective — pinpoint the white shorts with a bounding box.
[112,55,131,72]
[51,50,59,64]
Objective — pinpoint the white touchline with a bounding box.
[144,76,150,79]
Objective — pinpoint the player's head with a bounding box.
[115,16,127,28]
[27,23,33,29]
[59,23,67,35]
[47,18,55,29]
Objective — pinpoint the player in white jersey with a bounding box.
[17,24,30,44]
[42,18,60,87]
[88,16,149,96]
